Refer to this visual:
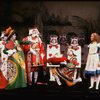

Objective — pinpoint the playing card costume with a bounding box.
[67,37,82,83]
[46,35,65,86]
[59,34,68,57]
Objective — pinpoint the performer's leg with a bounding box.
[89,76,95,89]
[29,71,33,85]
[95,75,100,90]
[73,69,77,80]
[55,75,62,86]
[34,71,38,84]
[36,66,47,84]
[49,68,55,81]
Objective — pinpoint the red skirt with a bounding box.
[0,70,8,89]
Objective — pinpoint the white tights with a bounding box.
[89,75,100,90]
[96,75,100,90]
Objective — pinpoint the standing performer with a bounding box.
[2,27,27,89]
[0,31,8,89]
[67,37,82,83]
[47,35,63,86]
[85,33,100,90]
[22,27,46,85]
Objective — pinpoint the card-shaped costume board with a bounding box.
[66,37,82,82]
[46,35,63,85]
[67,46,81,68]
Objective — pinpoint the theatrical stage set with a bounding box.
[0,1,100,98]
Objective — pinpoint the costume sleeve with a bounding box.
[18,40,31,44]
[21,37,30,53]
[3,49,8,54]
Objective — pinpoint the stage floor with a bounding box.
[0,80,99,99]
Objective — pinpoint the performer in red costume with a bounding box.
[0,31,8,89]
[22,27,46,85]
[0,27,27,89]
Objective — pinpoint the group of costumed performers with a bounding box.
[0,27,83,89]
[0,26,47,89]
[46,35,82,87]
[0,26,99,90]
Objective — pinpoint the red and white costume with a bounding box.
[22,28,46,85]
[0,29,16,89]
[67,37,82,83]
[47,35,65,86]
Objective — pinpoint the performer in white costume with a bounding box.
[47,35,63,86]
[85,33,100,90]
[67,37,82,83]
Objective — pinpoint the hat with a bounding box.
[5,27,12,36]
[50,35,58,45]
[29,28,40,36]
[4,27,15,41]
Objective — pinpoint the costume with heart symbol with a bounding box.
[23,28,46,66]
[22,28,46,85]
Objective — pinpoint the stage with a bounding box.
[0,79,99,99]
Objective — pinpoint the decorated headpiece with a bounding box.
[5,27,12,35]
[59,34,67,44]
[71,37,79,46]
[0,27,14,41]
[29,28,40,36]
[4,27,15,41]
[50,35,58,45]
